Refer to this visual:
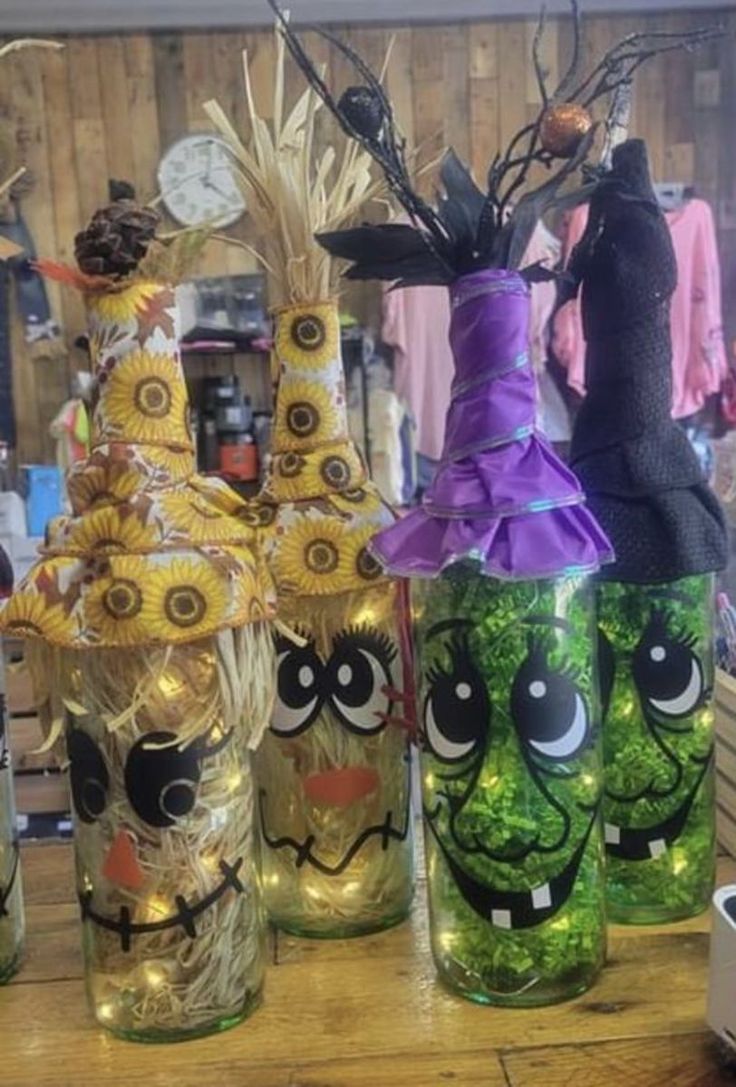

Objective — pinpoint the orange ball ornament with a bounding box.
[540,103,593,158]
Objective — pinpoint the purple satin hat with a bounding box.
[371,268,613,581]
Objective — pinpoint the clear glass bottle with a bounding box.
[598,573,716,923]
[252,300,415,938]
[416,567,607,1006]
[64,642,265,1041]
[0,645,23,983]
[255,583,414,938]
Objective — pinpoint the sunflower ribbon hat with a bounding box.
[0,244,275,649]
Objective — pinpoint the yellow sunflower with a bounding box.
[158,493,247,546]
[1,590,76,644]
[273,379,341,450]
[329,487,383,518]
[64,505,160,555]
[87,281,160,326]
[84,556,150,646]
[300,444,366,497]
[67,461,140,513]
[274,304,339,370]
[272,516,352,595]
[98,351,189,445]
[141,444,195,485]
[342,524,389,585]
[140,557,229,641]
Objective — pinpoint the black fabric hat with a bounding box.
[569,139,727,583]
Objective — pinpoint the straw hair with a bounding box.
[203,26,387,306]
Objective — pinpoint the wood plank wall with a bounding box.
[1,7,735,462]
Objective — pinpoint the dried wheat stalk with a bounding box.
[203,27,388,306]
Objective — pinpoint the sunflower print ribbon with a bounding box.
[0,280,275,647]
[248,300,394,597]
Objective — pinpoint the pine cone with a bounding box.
[74,201,160,278]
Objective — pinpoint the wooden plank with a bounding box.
[123,35,161,203]
[14,770,69,816]
[496,21,527,157]
[502,1033,733,1087]
[442,26,470,163]
[19,840,75,906]
[39,43,87,361]
[67,39,107,223]
[96,38,135,186]
[152,33,187,153]
[469,22,499,185]
[12,903,81,985]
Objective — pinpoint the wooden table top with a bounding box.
[2,841,736,1087]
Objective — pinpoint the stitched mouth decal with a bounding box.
[259,786,410,876]
[605,750,712,861]
[426,809,598,929]
[0,842,19,918]
[79,857,245,951]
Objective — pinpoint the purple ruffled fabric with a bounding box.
[371,268,614,580]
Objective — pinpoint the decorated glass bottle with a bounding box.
[0,545,23,983]
[567,141,727,924]
[1,222,276,1039]
[376,269,611,1005]
[249,301,414,938]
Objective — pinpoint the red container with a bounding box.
[219,442,258,481]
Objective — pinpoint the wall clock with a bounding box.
[157,134,246,228]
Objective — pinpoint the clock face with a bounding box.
[158,135,246,228]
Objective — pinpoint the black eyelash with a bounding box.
[648,608,698,651]
[426,630,471,686]
[526,634,582,683]
[333,625,398,666]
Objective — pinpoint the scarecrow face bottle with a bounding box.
[0,263,276,1038]
[252,301,414,938]
[68,645,266,1040]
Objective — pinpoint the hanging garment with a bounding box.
[382,221,561,462]
[0,206,66,448]
[554,198,727,419]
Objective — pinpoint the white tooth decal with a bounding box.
[491,909,512,929]
[648,838,667,859]
[605,823,621,845]
[532,883,552,910]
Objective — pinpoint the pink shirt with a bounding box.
[382,224,560,461]
[553,199,727,418]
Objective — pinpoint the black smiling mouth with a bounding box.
[0,842,19,918]
[425,810,599,930]
[258,787,411,877]
[79,857,245,952]
[604,749,712,862]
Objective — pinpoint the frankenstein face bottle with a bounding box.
[368,268,611,1005]
[251,301,414,938]
[416,570,606,1006]
[598,575,715,923]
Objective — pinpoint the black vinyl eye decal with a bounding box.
[68,730,110,823]
[597,627,615,723]
[511,640,590,763]
[326,629,397,735]
[632,612,704,719]
[271,635,325,736]
[423,633,489,763]
[125,730,201,828]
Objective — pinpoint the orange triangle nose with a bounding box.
[102,830,145,891]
